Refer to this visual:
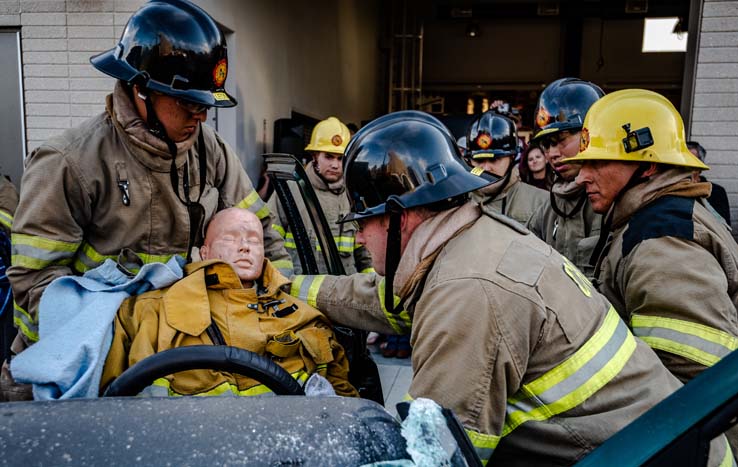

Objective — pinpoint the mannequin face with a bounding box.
[200,208,265,287]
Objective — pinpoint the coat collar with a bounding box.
[107,81,198,172]
[394,202,481,295]
[163,259,290,336]
[611,167,711,229]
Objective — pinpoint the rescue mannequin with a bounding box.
[102,208,357,397]
[3,0,292,401]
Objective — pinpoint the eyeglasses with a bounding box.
[539,131,576,150]
[175,98,211,115]
[352,220,365,233]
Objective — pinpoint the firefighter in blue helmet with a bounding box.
[526,77,604,279]
[465,110,547,225]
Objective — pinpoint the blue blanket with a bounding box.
[11,255,185,400]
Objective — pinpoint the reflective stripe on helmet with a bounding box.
[631,314,738,367]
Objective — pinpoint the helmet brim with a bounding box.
[531,123,582,141]
[563,148,710,170]
[90,48,237,108]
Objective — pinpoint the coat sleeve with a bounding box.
[408,278,526,457]
[211,134,293,277]
[8,146,90,344]
[621,236,738,383]
[0,176,19,237]
[288,273,411,336]
[525,201,546,241]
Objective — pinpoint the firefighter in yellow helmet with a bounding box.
[563,88,738,457]
[268,117,373,275]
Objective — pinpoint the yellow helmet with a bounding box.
[563,89,708,170]
[305,117,351,155]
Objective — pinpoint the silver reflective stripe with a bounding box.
[294,276,315,303]
[75,250,106,271]
[507,310,630,416]
[633,327,733,361]
[12,243,75,263]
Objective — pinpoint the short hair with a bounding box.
[686,141,706,161]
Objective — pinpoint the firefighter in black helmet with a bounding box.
[525,77,604,278]
[2,0,292,401]
[465,110,547,225]
[287,110,693,465]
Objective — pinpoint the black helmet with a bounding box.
[532,77,604,140]
[90,0,236,108]
[340,110,492,223]
[466,111,519,160]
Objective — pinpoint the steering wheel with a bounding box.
[103,345,306,397]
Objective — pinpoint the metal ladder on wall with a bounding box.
[387,0,424,112]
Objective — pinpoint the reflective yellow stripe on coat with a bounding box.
[468,307,636,462]
[631,314,738,367]
[146,370,310,397]
[236,190,271,220]
[11,233,78,270]
[378,277,411,335]
[0,209,12,230]
[290,275,326,308]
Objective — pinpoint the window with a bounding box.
[642,17,688,53]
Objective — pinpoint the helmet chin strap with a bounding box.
[384,196,404,315]
[139,88,206,263]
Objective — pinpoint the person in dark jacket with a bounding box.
[687,141,731,225]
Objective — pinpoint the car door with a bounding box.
[264,153,383,404]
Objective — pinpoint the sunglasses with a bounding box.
[175,98,211,115]
[539,131,576,150]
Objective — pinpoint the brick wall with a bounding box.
[692,0,738,231]
[0,0,144,153]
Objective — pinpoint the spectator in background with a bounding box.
[519,144,555,191]
[688,141,731,225]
